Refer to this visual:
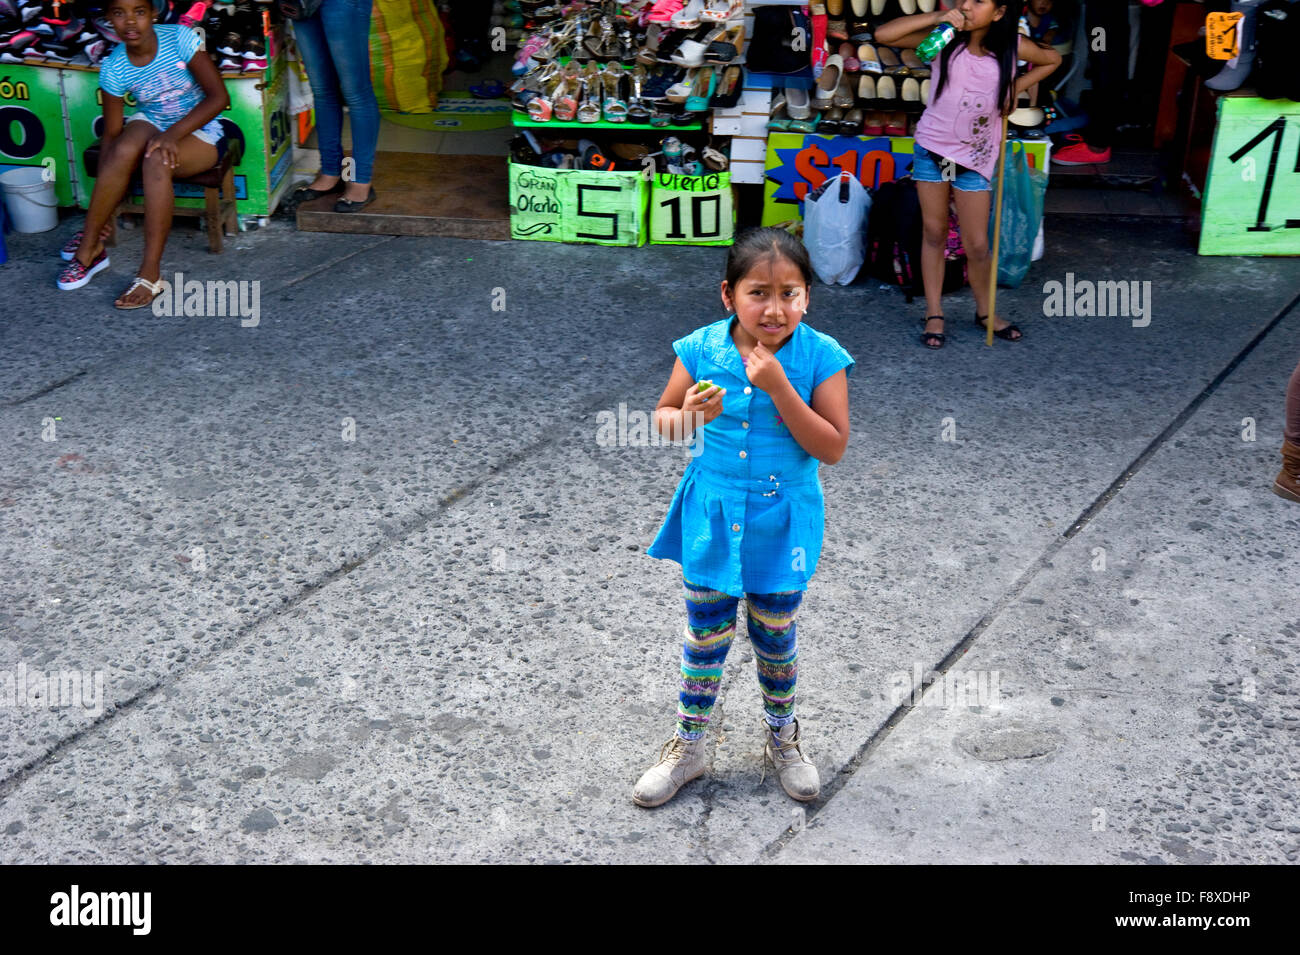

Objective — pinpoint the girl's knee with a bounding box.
[964,236,989,260]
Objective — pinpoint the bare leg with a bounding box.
[915,180,951,341]
[116,133,217,308]
[75,122,155,267]
[952,185,1017,336]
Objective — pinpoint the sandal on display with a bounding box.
[628,64,653,122]
[920,315,946,349]
[672,0,706,29]
[975,312,1023,341]
[702,0,741,22]
[603,63,629,122]
[114,275,165,310]
[704,23,744,63]
[578,63,604,122]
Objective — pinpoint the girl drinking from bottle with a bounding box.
[876,0,1059,349]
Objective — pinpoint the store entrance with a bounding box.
[293,1,515,238]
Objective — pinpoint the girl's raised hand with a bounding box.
[939,7,966,29]
[745,343,790,395]
[682,381,727,428]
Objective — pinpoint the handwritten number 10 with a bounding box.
[1228,115,1300,232]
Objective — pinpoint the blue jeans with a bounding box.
[293,0,380,184]
[909,142,991,193]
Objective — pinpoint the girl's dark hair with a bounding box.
[724,227,813,291]
[933,0,1026,116]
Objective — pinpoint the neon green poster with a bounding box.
[1199,96,1300,256]
[0,65,75,207]
[649,172,733,246]
[510,163,647,246]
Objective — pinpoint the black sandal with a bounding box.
[974,311,1023,341]
[920,315,946,349]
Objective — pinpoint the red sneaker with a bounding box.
[1053,134,1111,166]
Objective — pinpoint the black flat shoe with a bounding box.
[290,182,345,204]
[974,311,1022,341]
[334,187,377,213]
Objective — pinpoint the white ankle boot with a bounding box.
[763,718,820,801]
[633,734,707,807]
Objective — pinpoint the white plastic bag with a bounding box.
[802,171,872,286]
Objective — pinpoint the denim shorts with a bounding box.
[909,142,991,193]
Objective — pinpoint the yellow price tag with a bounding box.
[1206,12,1243,61]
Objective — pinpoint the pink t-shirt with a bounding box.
[912,43,1001,182]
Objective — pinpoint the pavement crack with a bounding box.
[0,365,674,798]
[1,369,87,408]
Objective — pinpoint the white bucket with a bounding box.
[0,166,58,233]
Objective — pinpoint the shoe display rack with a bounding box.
[507,2,751,246]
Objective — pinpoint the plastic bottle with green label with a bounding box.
[916,23,956,64]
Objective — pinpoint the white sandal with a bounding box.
[114,276,165,311]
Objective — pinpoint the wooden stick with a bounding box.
[986,110,1011,347]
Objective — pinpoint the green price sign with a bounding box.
[650,172,733,246]
[1199,96,1300,256]
[509,162,646,246]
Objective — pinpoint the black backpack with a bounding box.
[862,175,968,301]
[1255,0,1300,101]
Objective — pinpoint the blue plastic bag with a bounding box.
[803,171,872,286]
[988,141,1047,288]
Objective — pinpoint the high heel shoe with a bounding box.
[603,63,629,122]
[686,65,717,112]
[974,311,1023,341]
[628,64,653,123]
[710,64,743,109]
[578,63,603,123]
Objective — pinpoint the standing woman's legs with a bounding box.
[320,0,381,200]
[291,12,345,191]
[744,589,803,732]
[953,184,1018,337]
[916,179,951,339]
[677,578,740,741]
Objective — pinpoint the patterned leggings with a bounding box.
[676,577,803,741]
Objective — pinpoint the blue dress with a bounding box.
[646,315,855,597]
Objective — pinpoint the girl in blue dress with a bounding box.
[635,228,855,808]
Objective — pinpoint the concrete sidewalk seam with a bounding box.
[756,287,1300,863]
[0,371,677,804]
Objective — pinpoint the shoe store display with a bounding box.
[0,0,282,66]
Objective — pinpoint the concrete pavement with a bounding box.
[0,213,1297,863]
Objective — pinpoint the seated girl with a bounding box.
[57,0,229,309]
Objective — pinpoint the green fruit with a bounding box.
[696,380,714,393]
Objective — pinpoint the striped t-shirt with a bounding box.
[100,25,223,144]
